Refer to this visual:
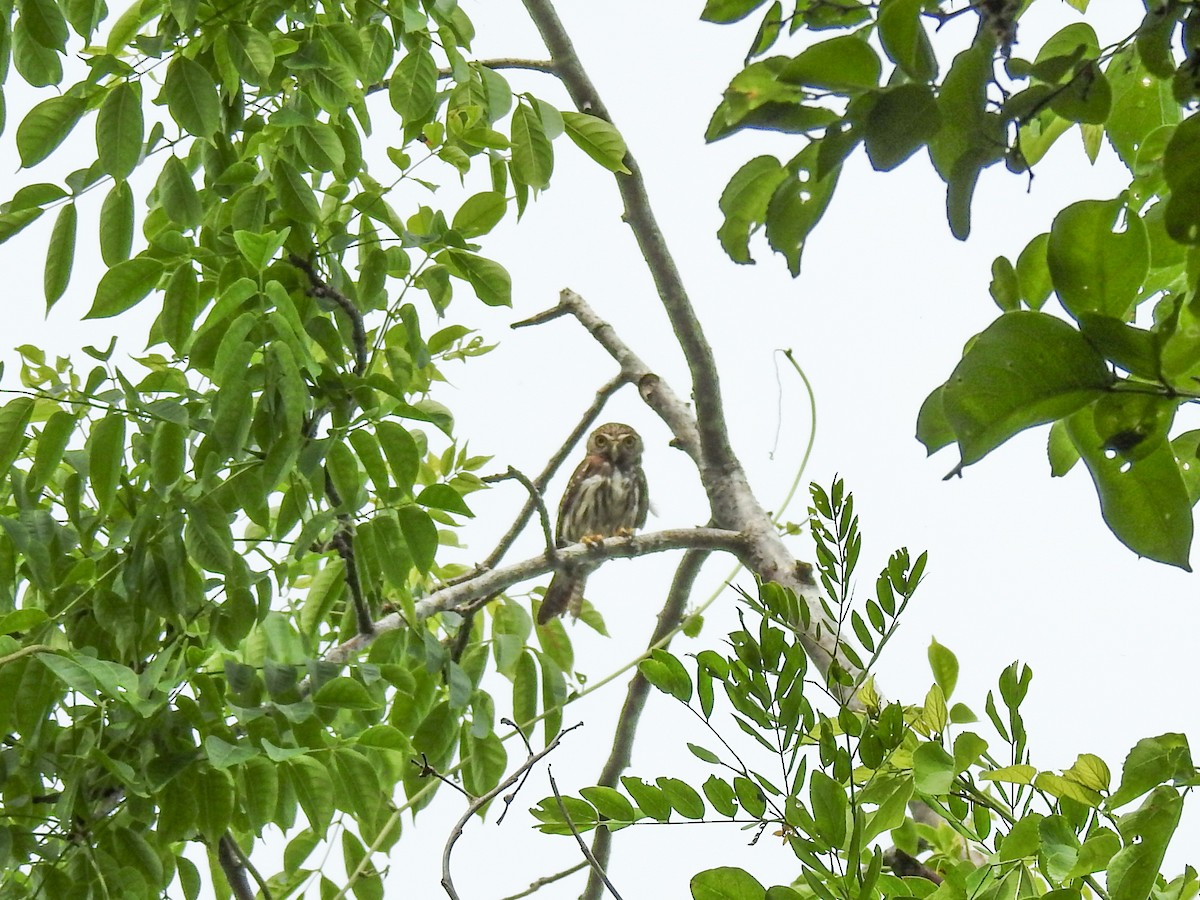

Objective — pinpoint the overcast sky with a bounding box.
[2,1,1195,896]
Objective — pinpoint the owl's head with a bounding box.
[588,423,643,468]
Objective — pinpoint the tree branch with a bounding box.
[481,374,626,570]
[440,724,582,900]
[437,58,556,79]
[322,528,746,665]
[518,0,734,476]
[514,292,701,462]
[498,861,588,900]
[481,467,556,558]
[217,833,262,900]
[581,546,709,900]
[548,768,624,900]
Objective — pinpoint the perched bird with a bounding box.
[538,423,649,625]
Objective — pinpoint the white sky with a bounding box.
[3,1,1197,897]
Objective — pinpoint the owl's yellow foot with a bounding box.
[580,533,606,548]
[614,526,636,538]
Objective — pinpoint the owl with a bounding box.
[538,423,649,624]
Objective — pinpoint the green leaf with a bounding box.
[162,56,221,139]
[1163,113,1200,245]
[1106,47,1179,170]
[701,0,769,24]
[942,312,1112,465]
[1050,63,1111,125]
[1108,787,1183,900]
[416,483,473,517]
[86,257,164,318]
[156,155,202,228]
[1016,233,1052,310]
[512,651,538,731]
[443,249,511,307]
[765,144,840,276]
[21,0,69,50]
[99,180,134,265]
[999,813,1043,861]
[877,0,937,82]
[1110,734,1193,808]
[452,191,506,239]
[16,94,86,167]
[510,101,553,190]
[989,255,1020,312]
[703,775,738,817]
[287,755,335,830]
[43,202,76,310]
[580,786,635,822]
[638,649,692,703]
[809,771,847,847]
[397,504,437,573]
[1065,409,1193,568]
[718,155,786,264]
[388,47,437,121]
[96,81,143,179]
[912,742,954,795]
[88,413,126,514]
[150,420,186,491]
[622,776,672,821]
[377,421,419,492]
[194,766,235,840]
[863,83,942,171]
[863,776,913,842]
[981,764,1038,785]
[1047,200,1149,318]
[691,867,767,900]
[0,398,34,480]
[927,638,958,699]
[780,35,880,92]
[657,777,705,820]
[314,677,380,710]
[562,111,630,173]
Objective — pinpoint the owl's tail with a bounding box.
[539,572,586,624]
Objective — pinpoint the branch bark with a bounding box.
[582,547,709,900]
[515,0,840,679]
[322,528,745,665]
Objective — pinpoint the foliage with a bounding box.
[533,481,1200,900]
[0,0,629,895]
[707,0,1200,568]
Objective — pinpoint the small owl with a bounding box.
[539,423,649,624]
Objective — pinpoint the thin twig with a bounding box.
[496,717,537,824]
[441,724,583,900]
[481,467,556,556]
[324,472,374,636]
[582,546,709,900]
[413,754,471,799]
[437,58,556,79]
[322,527,747,665]
[548,768,624,900]
[498,861,588,900]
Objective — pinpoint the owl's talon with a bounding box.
[580,533,606,548]
[615,527,635,538]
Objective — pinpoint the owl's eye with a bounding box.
[622,435,635,445]
[595,434,608,446]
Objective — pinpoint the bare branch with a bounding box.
[519,0,734,476]
[498,861,588,900]
[517,291,701,462]
[322,528,746,665]
[481,467,556,557]
[441,724,582,900]
[548,768,625,900]
[582,547,709,900]
[482,374,626,570]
